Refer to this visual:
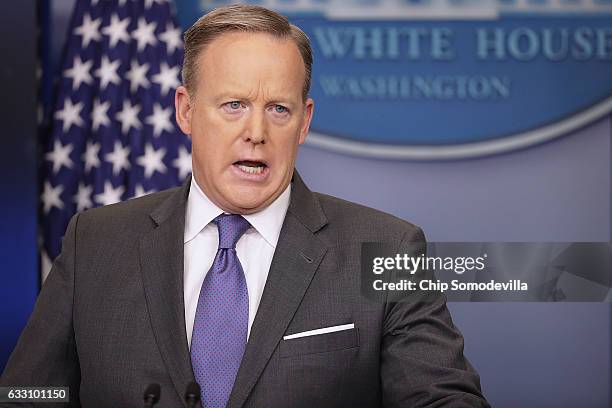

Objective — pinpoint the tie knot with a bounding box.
[213,214,251,249]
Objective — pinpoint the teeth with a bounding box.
[238,164,264,174]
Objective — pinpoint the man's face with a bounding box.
[175,31,314,214]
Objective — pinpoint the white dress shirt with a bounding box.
[184,177,290,348]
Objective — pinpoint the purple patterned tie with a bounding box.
[191,214,251,408]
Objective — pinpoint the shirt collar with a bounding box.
[184,177,291,248]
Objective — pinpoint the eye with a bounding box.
[223,101,244,113]
[229,101,241,109]
[272,105,289,114]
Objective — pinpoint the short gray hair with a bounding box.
[182,4,313,100]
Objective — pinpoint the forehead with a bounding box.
[194,31,305,101]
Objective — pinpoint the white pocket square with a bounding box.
[283,323,355,340]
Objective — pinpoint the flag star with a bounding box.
[159,22,182,54]
[173,145,192,179]
[74,182,93,212]
[105,141,131,175]
[64,56,94,90]
[74,13,102,48]
[137,144,167,178]
[152,62,180,96]
[133,184,153,198]
[116,99,142,134]
[102,14,130,48]
[54,98,84,132]
[92,99,111,131]
[94,181,125,206]
[132,17,157,52]
[126,59,150,93]
[145,103,173,137]
[95,56,121,90]
[45,140,74,173]
[42,181,64,213]
[82,141,101,172]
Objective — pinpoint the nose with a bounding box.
[243,108,266,145]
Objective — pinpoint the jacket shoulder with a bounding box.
[75,187,181,234]
[313,192,425,243]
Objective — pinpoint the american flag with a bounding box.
[41,0,190,280]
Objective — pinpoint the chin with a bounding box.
[234,185,272,201]
[224,194,268,213]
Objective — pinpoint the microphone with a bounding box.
[184,382,201,408]
[143,383,161,407]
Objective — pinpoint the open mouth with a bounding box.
[234,160,267,175]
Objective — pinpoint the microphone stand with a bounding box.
[185,382,201,408]
[143,383,161,407]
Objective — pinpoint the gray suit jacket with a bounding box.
[1,172,488,407]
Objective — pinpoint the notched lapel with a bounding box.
[228,172,329,408]
[139,179,196,406]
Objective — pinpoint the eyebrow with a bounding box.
[213,92,299,107]
[214,92,250,101]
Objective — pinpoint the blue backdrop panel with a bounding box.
[0,0,39,370]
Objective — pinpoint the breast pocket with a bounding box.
[279,325,360,358]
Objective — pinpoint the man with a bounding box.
[1,5,489,407]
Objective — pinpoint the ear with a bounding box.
[298,98,314,145]
[175,85,193,136]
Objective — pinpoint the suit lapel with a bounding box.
[228,172,328,408]
[139,178,196,406]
